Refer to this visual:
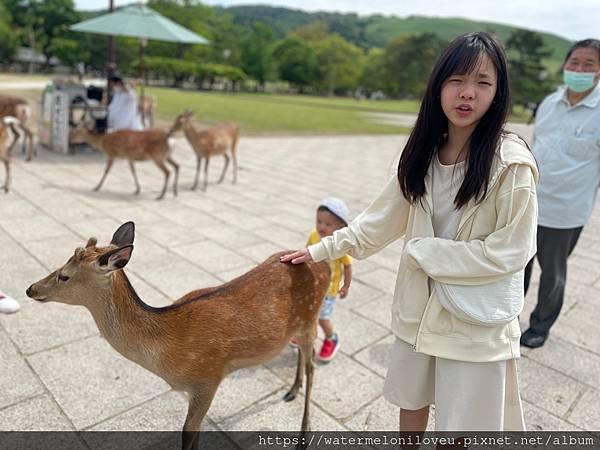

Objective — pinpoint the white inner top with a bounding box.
[432,153,466,239]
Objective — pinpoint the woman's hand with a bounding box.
[279,248,313,265]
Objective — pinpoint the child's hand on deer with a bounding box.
[280,248,312,264]
[339,285,350,299]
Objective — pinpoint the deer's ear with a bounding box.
[95,245,133,273]
[111,222,135,246]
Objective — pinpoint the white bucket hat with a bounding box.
[319,197,349,226]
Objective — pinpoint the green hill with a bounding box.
[219,5,572,72]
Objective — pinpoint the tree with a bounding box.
[359,48,386,95]
[271,37,318,92]
[384,33,445,98]
[313,34,364,95]
[50,37,89,68]
[149,0,240,63]
[2,0,29,47]
[29,0,79,67]
[240,22,276,90]
[0,2,19,61]
[506,30,553,105]
[289,21,329,43]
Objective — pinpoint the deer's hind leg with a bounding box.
[21,124,34,161]
[299,338,315,432]
[167,156,179,196]
[284,347,305,402]
[1,156,9,193]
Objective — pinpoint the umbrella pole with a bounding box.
[106,0,115,105]
[139,38,147,127]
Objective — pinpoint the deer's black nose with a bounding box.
[26,286,33,297]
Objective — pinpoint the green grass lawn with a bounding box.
[147,88,412,135]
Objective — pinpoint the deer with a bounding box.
[175,110,239,192]
[0,117,21,193]
[138,94,157,128]
[0,95,35,161]
[70,117,183,200]
[26,222,329,450]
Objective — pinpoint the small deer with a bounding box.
[27,222,329,450]
[70,118,182,200]
[0,95,35,161]
[176,110,239,191]
[0,117,21,193]
[138,94,157,128]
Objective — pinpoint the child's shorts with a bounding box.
[319,295,336,320]
[383,337,525,431]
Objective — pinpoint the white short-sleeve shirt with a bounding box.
[532,85,600,229]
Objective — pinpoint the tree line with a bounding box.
[0,0,561,104]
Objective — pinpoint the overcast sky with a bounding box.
[75,0,598,41]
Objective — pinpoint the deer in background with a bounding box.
[70,117,183,200]
[0,95,35,161]
[176,110,239,192]
[27,222,329,450]
[0,117,20,193]
[138,94,157,128]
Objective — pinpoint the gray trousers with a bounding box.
[524,225,583,336]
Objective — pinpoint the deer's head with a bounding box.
[26,222,136,306]
[175,109,194,128]
[69,124,94,144]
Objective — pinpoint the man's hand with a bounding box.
[280,248,313,265]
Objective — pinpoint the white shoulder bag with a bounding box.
[433,271,524,327]
[430,158,525,327]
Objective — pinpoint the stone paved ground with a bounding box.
[1,133,599,434]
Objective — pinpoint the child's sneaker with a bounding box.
[0,291,20,314]
[318,334,339,362]
[289,337,299,348]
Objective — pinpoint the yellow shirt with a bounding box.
[307,229,352,297]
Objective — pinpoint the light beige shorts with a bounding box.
[383,337,525,431]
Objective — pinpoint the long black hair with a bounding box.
[398,32,510,209]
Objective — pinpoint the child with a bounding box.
[281,32,537,431]
[293,197,352,362]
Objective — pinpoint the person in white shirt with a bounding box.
[521,39,600,349]
[107,76,143,131]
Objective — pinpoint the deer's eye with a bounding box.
[58,274,70,282]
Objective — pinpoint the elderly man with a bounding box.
[521,39,600,348]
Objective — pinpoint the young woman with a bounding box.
[280,32,537,431]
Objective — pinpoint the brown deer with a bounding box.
[0,95,34,161]
[176,110,239,192]
[138,94,156,128]
[70,118,183,200]
[26,222,329,450]
[0,117,20,193]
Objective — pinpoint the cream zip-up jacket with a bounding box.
[309,134,538,362]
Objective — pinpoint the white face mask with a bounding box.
[563,70,597,93]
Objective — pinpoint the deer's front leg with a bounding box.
[94,156,114,191]
[182,381,220,450]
